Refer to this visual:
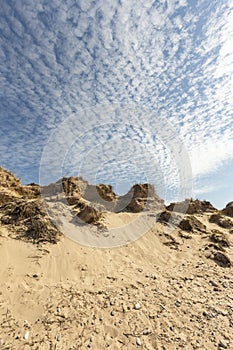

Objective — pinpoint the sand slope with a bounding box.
[0,212,233,350]
[0,167,233,349]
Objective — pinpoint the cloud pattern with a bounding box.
[0,0,233,204]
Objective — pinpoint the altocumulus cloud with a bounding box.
[0,0,233,204]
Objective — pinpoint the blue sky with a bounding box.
[0,0,233,208]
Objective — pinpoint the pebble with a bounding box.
[136,337,142,346]
[57,307,61,313]
[159,303,167,311]
[175,300,182,307]
[229,319,233,327]
[110,310,115,316]
[210,280,218,287]
[90,336,94,342]
[134,303,141,310]
[221,310,228,316]
[219,339,228,348]
[142,329,150,335]
[24,331,30,341]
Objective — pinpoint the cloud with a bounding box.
[192,184,220,197]
[0,0,232,202]
[39,104,192,203]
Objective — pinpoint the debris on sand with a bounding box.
[116,184,164,213]
[157,210,182,226]
[211,251,232,268]
[222,201,233,218]
[166,198,216,214]
[209,213,233,229]
[158,211,206,233]
[178,216,206,233]
[0,199,61,244]
[76,202,103,224]
[209,230,230,248]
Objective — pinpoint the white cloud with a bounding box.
[0,0,232,203]
[193,184,219,197]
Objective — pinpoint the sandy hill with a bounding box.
[0,167,233,349]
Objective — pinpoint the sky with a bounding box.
[0,0,233,208]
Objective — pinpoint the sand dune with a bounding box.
[0,167,233,349]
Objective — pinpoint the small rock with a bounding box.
[142,329,151,335]
[221,310,228,316]
[219,339,228,348]
[210,280,218,287]
[32,273,39,278]
[175,300,182,307]
[136,337,142,346]
[110,310,115,316]
[213,252,231,268]
[57,307,61,313]
[159,303,167,311]
[0,339,4,346]
[24,331,30,341]
[57,334,61,341]
[229,319,233,327]
[134,303,141,310]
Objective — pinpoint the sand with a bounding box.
[0,167,232,349]
[0,211,233,350]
